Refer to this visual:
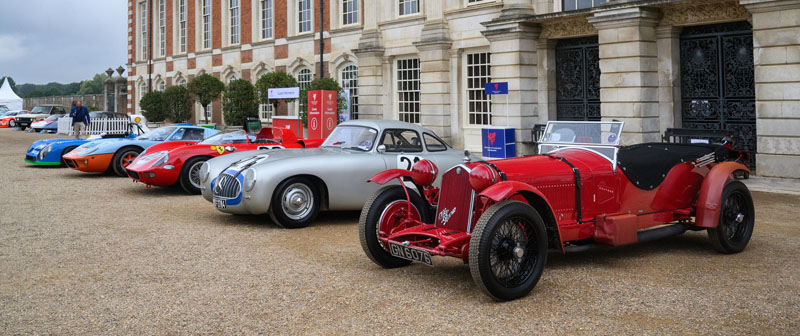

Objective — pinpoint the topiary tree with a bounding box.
[255,72,299,118]
[163,85,194,123]
[187,73,224,124]
[298,77,347,126]
[139,90,167,123]
[222,79,259,127]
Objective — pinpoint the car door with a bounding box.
[420,132,464,175]
[377,128,427,172]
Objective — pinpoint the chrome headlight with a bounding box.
[199,161,210,183]
[152,151,169,167]
[38,144,52,160]
[243,168,257,192]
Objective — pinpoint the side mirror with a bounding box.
[377,144,386,153]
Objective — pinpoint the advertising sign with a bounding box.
[272,116,302,138]
[307,90,337,139]
[267,87,300,99]
[481,127,516,159]
[484,82,509,95]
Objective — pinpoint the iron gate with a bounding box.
[556,36,601,121]
[680,21,756,167]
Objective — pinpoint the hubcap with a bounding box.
[281,183,313,220]
[735,213,744,223]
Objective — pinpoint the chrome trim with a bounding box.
[465,190,476,234]
[213,173,241,199]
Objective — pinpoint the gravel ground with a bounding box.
[1,129,798,335]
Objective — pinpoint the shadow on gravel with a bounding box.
[61,172,118,179]
[122,183,194,197]
[22,165,65,169]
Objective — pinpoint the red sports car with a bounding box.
[127,127,323,194]
[359,121,754,301]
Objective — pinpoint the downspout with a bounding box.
[319,0,324,77]
[148,0,153,92]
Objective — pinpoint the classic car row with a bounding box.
[17,119,756,301]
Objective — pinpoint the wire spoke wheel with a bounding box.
[488,217,536,288]
[188,161,204,189]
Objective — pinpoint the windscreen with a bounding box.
[30,106,49,114]
[136,126,177,141]
[200,130,252,145]
[322,126,378,151]
[541,121,623,146]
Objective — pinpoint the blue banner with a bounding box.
[484,82,508,95]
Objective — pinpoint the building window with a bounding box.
[178,0,187,53]
[228,74,238,83]
[259,103,273,122]
[340,65,358,119]
[140,2,147,60]
[205,104,212,121]
[177,78,187,87]
[261,0,273,39]
[342,0,358,25]
[563,0,607,11]
[396,58,420,124]
[159,0,166,56]
[297,68,312,112]
[157,80,166,91]
[399,0,419,16]
[466,52,492,125]
[202,0,212,49]
[139,83,148,113]
[229,0,240,45]
[298,0,312,33]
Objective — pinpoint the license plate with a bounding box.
[389,242,433,266]
[213,198,227,209]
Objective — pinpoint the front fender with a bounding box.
[369,169,412,185]
[695,162,751,228]
[479,181,549,203]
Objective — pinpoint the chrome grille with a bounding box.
[214,173,241,199]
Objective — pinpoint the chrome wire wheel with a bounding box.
[281,183,314,220]
[188,160,204,189]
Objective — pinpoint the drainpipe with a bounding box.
[319,0,324,78]
[148,0,153,92]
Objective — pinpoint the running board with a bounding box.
[564,224,687,253]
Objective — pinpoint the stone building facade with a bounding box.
[127,0,800,178]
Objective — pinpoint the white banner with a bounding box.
[268,87,300,99]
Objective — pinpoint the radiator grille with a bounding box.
[213,173,241,199]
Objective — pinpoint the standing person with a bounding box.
[70,101,90,139]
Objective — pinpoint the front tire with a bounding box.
[358,186,428,268]
[179,157,208,194]
[469,200,548,301]
[9,120,15,127]
[707,180,755,253]
[112,147,142,177]
[269,177,321,229]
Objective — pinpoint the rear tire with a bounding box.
[60,146,77,167]
[112,147,142,177]
[358,186,428,268]
[469,200,548,301]
[179,157,208,194]
[707,180,755,253]
[269,177,321,229]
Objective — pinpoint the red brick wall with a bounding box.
[314,37,331,54]
[241,49,253,63]
[166,61,174,72]
[212,0,221,49]
[128,81,135,114]
[129,0,136,64]
[315,0,330,33]
[166,0,173,57]
[275,44,288,59]
[275,0,287,38]
[242,0,252,44]
[188,58,196,69]
[213,54,222,66]
[187,0,196,53]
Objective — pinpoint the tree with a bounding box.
[77,73,108,95]
[254,71,298,119]
[140,91,167,123]
[187,74,224,124]
[163,85,194,123]
[298,77,346,126]
[222,79,259,127]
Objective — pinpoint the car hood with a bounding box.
[232,147,368,170]
[27,138,85,151]
[16,113,47,118]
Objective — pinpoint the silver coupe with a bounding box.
[199,119,470,228]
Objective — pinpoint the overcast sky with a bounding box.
[0,0,127,84]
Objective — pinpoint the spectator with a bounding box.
[70,101,90,139]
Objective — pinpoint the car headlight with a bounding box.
[243,168,257,192]
[152,151,169,167]
[199,161,210,183]
[84,146,99,155]
[38,144,52,160]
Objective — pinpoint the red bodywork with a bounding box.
[370,144,750,260]
[0,116,16,127]
[126,127,322,187]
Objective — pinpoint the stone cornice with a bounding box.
[539,16,596,39]
[588,7,662,29]
[661,0,750,26]
[740,0,800,12]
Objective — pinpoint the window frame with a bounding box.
[260,0,274,40]
[228,0,240,45]
[398,0,421,17]
[158,0,166,57]
[463,51,493,128]
[379,128,424,153]
[561,0,607,11]
[423,132,451,152]
[394,57,421,124]
[200,0,212,50]
[139,1,148,60]
[297,0,313,34]
[339,64,359,120]
[341,0,359,26]
[177,0,187,53]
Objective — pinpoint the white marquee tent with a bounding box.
[0,78,23,111]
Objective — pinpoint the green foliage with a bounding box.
[222,79,259,127]
[140,91,167,123]
[298,77,346,126]
[4,73,108,98]
[163,85,194,123]
[87,106,101,112]
[187,74,224,124]
[254,72,299,117]
[77,73,108,95]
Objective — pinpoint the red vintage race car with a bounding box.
[126,127,323,194]
[359,121,754,301]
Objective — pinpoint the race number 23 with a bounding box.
[397,155,423,170]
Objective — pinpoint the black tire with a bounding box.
[268,176,321,229]
[8,120,15,128]
[469,200,548,301]
[358,186,428,268]
[60,146,77,167]
[112,147,142,177]
[707,180,755,254]
[179,156,208,194]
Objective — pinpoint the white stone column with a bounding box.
[381,56,393,120]
[656,25,681,136]
[483,22,541,154]
[449,49,462,148]
[352,0,385,120]
[536,38,557,123]
[414,41,453,141]
[590,7,661,145]
[741,0,800,178]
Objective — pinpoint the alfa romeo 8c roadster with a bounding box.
[359,121,754,301]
